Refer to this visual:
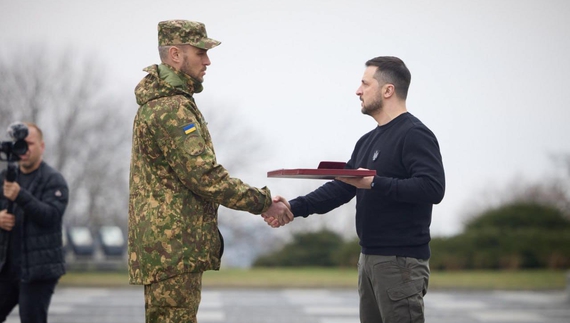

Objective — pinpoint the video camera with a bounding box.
[0,122,29,181]
[0,122,28,214]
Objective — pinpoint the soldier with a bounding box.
[128,20,292,323]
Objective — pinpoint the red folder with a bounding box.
[267,161,376,179]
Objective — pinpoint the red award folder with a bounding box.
[267,161,376,179]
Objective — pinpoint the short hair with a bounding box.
[158,44,197,62]
[158,46,171,62]
[24,122,43,141]
[365,56,411,100]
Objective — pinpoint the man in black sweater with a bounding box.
[265,56,445,323]
[0,123,69,323]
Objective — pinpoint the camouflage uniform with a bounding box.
[128,20,272,323]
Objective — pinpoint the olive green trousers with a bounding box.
[358,254,430,323]
[144,272,203,323]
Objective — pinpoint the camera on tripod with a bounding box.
[0,122,29,182]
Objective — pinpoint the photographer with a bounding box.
[0,122,69,323]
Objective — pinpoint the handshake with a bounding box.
[258,174,373,228]
[261,196,293,228]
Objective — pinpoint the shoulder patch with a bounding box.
[182,123,197,135]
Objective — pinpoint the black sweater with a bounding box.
[290,113,445,259]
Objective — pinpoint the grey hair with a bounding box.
[158,46,172,61]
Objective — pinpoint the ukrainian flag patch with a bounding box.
[182,123,197,135]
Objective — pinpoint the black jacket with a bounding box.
[0,161,69,282]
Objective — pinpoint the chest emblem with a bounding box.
[372,150,380,161]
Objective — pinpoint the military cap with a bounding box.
[158,20,221,49]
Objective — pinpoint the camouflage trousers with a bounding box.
[144,272,203,323]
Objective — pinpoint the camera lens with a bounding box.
[12,140,28,156]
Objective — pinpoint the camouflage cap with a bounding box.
[158,20,221,49]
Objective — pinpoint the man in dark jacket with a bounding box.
[0,122,69,323]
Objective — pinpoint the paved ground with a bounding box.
[6,287,570,323]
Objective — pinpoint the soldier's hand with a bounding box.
[261,213,281,228]
[0,209,15,231]
[3,180,21,201]
[262,196,293,228]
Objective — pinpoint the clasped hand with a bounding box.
[261,196,293,228]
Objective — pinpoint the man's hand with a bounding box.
[3,180,21,201]
[0,209,15,231]
[262,195,293,228]
[335,169,374,189]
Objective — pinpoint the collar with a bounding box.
[158,63,203,94]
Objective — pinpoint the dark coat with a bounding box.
[0,161,69,282]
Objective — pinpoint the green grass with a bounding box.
[203,267,358,288]
[429,269,567,290]
[59,271,132,288]
[58,268,569,290]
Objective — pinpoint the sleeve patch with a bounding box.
[182,123,197,135]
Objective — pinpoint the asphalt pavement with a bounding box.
[6,287,570,323]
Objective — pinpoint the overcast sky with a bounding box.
[1,0,569,237]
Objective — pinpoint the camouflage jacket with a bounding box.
[128,64,272,285]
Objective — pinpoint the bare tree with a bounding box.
[0,45,132,229]
[2,44,335,267]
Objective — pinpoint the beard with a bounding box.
[361,96,383,116]
[180,56,203,83]
[19,158,39,173]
